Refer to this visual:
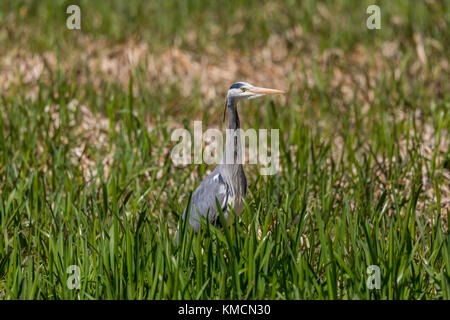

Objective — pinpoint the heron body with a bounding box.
[177,82,283,240]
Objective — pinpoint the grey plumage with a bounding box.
[176,98,246,242]
[179,163,247,233]
[176,82,283,242]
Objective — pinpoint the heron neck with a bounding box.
[221,99,242,168]
[218,98,246,198]
[227,99,240,130]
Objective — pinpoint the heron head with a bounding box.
[226,82,285,100]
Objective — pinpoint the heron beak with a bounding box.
[248,87,285,95]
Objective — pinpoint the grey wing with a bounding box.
[182,168,230,233]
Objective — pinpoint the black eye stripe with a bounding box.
[229,82,246,89]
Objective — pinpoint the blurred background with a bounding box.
[0,0,448,299]
[1,1,449,103]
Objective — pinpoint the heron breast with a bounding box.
[226,193,243,216]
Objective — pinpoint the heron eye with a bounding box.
[241,87,248,92]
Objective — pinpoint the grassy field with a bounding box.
[0,0,449,299]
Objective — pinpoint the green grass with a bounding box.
[2,0,449,53]
[0,0,449,299]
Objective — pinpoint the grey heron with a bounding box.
[177,82,284,241]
